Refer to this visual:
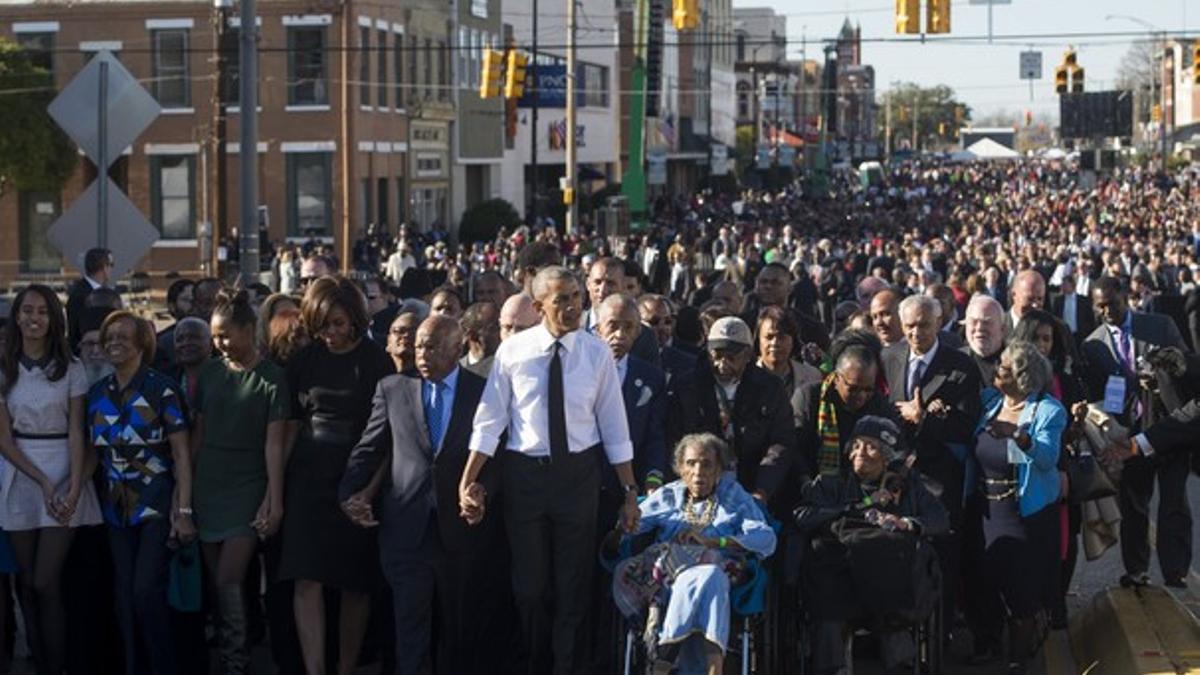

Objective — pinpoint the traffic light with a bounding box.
[1055,65,1068,94]
[1071,66,1084,93]
[1152,104,1162,123]
[1025,110,1032,127]
[938,122,946,136]
[895,0,920,34]
[927,0,951,34]
[480,49,503,99]
[504,50,529,99]
[672,0,699,31]
[1193,43,1200,85]
[1064,49,1077,68]
[954,105,964,124]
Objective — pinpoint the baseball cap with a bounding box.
[707,317,753,351]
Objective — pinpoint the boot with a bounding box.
[216,584,248,675]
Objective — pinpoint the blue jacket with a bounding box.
[972,390,1066,517]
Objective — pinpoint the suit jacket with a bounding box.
[621,356,668,487]
[1080,311,1188,431]
[659,343,697,383]
[66,276,93,350]
[882,341,982,501]
[1051,292,1097,343]
[340,369,498,555]
[665,362,795,508]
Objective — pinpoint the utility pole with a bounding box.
[213,0,232,276]
[911,95,919,151]
[238,0,259,280]
[885,91,892,160]
[564,0,577,234]
[621,0,649,225]
[529,0,540,227]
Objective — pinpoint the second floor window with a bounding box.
[288,26,328,105]
[152,29,189,108]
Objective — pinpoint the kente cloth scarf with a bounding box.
[816,373,841,476]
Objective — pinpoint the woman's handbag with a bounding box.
[168,541,203,613]
[832,517,940,619]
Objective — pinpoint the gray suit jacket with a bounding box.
[1081,311,1187,429]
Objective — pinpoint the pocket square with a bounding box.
[636,386,653,408]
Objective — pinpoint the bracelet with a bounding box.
[718,536,728,549]
[177,507,194,516]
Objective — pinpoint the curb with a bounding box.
[1070,586,1200,674]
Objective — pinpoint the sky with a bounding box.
[733,0,1196,121]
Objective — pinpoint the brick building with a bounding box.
[0,0,460,284]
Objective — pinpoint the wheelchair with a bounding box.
[793,527,945,675]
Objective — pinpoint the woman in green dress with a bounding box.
[191,289,289,674]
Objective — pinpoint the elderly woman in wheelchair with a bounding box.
[794,416,949,675]
[606,433,777,675]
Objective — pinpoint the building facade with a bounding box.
[0,0,470,283]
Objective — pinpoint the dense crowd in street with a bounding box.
[1,157,1199,675]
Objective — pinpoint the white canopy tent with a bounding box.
[965,137,1020,161]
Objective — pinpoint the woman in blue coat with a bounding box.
[967,340,1066,674]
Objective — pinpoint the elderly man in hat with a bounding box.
[665,316,795,514]
[795,416,950,675]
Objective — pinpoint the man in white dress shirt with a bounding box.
[459,265,640,675]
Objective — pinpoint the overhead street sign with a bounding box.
[1020,51,1043,80]
[48,50,160,166]
[47,177,160,279]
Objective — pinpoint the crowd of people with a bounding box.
[0,157,1197,675]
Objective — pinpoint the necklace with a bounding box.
[682,492,717,530]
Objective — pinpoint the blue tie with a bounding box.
[426,380,447,454]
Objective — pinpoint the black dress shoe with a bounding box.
[1120,573,1151,588]
[967,645,1001,665]
[1164,576,1188,589]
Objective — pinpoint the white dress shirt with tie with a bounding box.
[469,324,634,465]
[906,340,940,399]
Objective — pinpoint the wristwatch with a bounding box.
[621,483,638,497]
[177,507,194,516]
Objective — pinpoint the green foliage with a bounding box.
[0,39,77,195]
[458,198,521,243]
[878,82,971,151]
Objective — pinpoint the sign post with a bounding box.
[47,50,161,278]
[1020,50,1042,101]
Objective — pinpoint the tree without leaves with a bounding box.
[0,38,76,198]
[1115,40,1159,122]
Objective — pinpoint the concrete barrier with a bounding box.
[1070,586,1200,674]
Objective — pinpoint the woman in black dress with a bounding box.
[280,276,393,675]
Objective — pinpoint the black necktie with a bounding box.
[549,341,568,462]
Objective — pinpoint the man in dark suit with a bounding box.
[583,256,662,367]
[741,263,831,352]
[66,247,114,351]
[638,294,697,383]
[340,315,511,674]
[882,294,982,630]
[665,316,795,514]
[1081,277,1193,588]
[1050,275,1096,345]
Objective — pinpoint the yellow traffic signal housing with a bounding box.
[1064,49,1077,68]
[1152,104,1162,123]
[480,49,503,99]
[954,105,964,123]
[1071,66,1084,93]
[1055,65,1068,94]
[927,0,951,34]
[1193,43,1200,85]
[504,50,529,99]
[895,0,920,34]
[938,122,946,135]
[673,0,699,31]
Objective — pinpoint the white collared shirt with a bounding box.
[1062,294,1078,332]
[616,354,629,383]
[469,324,633,465]
[906,339,940,394]
[85,275,103,290]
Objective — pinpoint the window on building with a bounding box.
[409,35,419,101]
[377,28,388,108]
[150,155,195,239]
[288,26,328,105]
[458,27,469,90]
[359,26,371,106]
[377,177,390,227]
[423,38,433,100]
[151,29,189,108]
[580,63,609,107]
[470,0,487,18]
[736,32,745,62]
[16,32,54,83]
[287,153,333,236]
[439,40,449,100]
[394,30,405,107]
[359,177,373,228]
[219,26,239,106]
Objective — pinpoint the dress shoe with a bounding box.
[1120,573,1151,588]
[1164,576,1188,589]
